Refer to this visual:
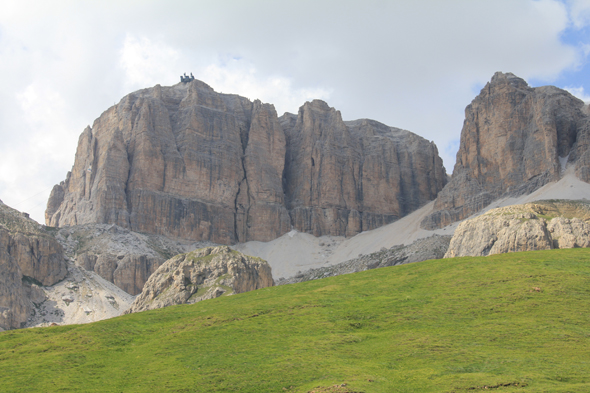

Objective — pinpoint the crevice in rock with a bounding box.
[233,110,252,243]
[87,135,98,200]
[124,149,133,228]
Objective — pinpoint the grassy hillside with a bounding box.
[2,249,590,392]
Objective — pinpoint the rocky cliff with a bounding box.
[55,224,212,295]
[126,246,273,313]
[0,200,67,330]
[444,200,590,258]
[422,72,590,229]
[46,80,447,243]
[281,101,446,237]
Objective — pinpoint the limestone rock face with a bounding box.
[112,255,164,295]
[47,80,447,243]
[547,217,590,248]
[281,100,447,237]
[9,232,66,286]
[236,101,291,242]
[422,72,590,229]
[444,200,590,258]
[0,229,30,330]
[56,223,211,296]
[0,201,66,330]
[126,246,274,313]
[74,253,162,296]
[46,81,254,244]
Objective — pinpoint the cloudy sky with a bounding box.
[1,0,590,223]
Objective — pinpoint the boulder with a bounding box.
[547,217,590,248]
[444,200,590,258]
[126,246,274,313]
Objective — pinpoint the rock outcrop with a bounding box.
[422,72,590,229]
[126,246,273,313]
[444,200,590,258]
[54,223,213,295]
[75,253,162,296]
[46,80,447,243]
[0,201,67,330]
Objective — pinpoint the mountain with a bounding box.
[3,71,585,332]
[45,80,447,244]
[237,72,590,278]
[421,72,590,229]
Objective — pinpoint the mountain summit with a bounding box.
[46,79,447,244]
[422,72,590,229]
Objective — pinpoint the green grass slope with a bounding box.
[2,249,590,392]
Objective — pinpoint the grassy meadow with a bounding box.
[1,248,590,392]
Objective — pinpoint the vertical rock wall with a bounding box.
[281,100,446,236]
[47,80,447,243]
[422,72,590,229]
[0,201,66,330]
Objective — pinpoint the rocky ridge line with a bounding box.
[46,80,447,244]
[422,72,590,230]
[56,223,214,295]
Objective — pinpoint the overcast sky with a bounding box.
[1,0,590,223]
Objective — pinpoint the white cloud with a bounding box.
[119,35,182,92]
[568,0,590,28]
[198,59,332,115]
[0,83,83,220]
[565,86,590,102]
[16,84,80,165]
[119,34,332,115]
[0,0,589,223]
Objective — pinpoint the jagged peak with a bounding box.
[304,99,332,112]
[47,77,447,244]
[488,71,529,89]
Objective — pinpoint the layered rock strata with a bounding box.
[126,246,274,313]
[422,72,590,229]
[281,101,446,237]
[0,201,67,330]
[444,200,590,258]
[46,80,447,243]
